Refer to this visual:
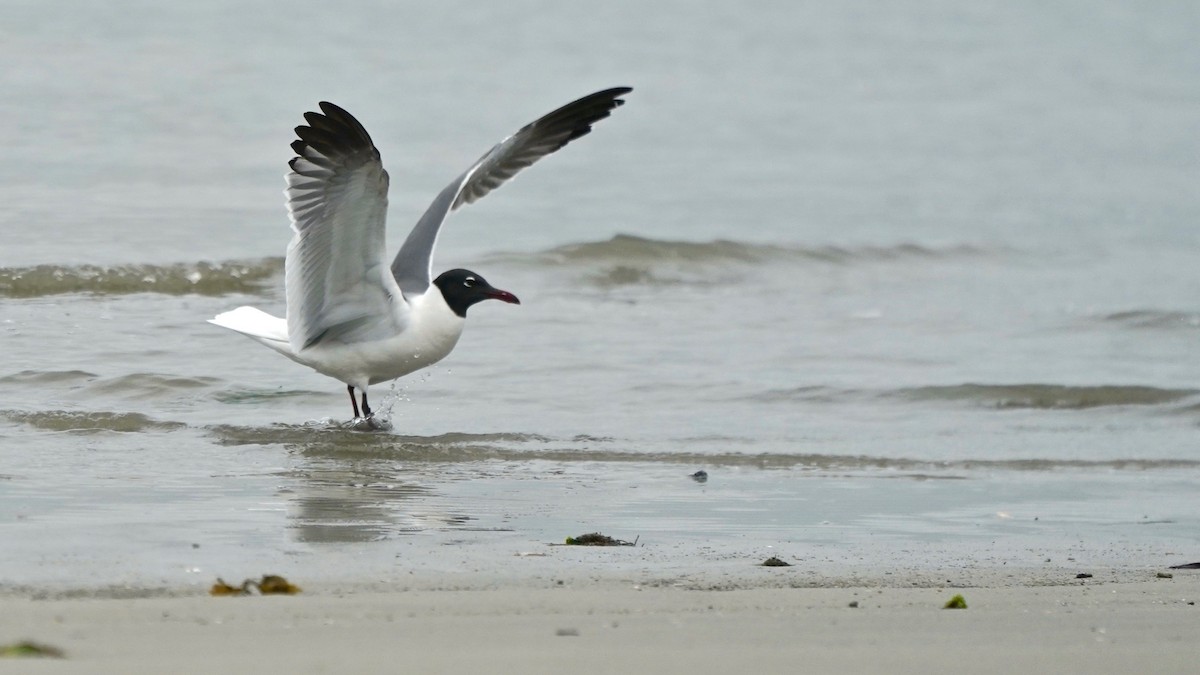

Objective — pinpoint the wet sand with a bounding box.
[3,570,1195,674]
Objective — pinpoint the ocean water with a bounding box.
[2,1,1199,590]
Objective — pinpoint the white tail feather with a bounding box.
[208,306,292,354]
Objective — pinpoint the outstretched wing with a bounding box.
[284,102,406,352]
[390,87,633,296]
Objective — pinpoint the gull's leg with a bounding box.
[360,389,373,418]
[348,384,362,419]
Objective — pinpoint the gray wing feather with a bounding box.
[285,102,406,352]
[390,87,633,296]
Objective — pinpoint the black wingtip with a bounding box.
[317,101,345,116]
[291,101,378,166]
[586,87,633,104]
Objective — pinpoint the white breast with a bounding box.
[292,288,466,389]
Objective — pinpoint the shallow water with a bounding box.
[2,1,1199,590]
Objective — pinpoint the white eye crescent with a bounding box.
[464,277,477,287]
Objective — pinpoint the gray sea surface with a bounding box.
[2,1,1199,591]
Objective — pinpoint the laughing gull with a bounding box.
[210,87,632,420]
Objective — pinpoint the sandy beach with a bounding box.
[3,569,1196,674]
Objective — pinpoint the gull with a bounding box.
[210,87,632,421]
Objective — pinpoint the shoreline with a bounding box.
[3,559,1192,598]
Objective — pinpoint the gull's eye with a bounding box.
[464,277,477,288]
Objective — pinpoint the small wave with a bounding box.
[530,235,987,265]
[85,374,222,399]
[3,410,186,433]
[0,258,283,298]
[212,388,328,404]
[203,424,1200,472]
[208,424,1200,471]
[1097,310,1200,331]
[211,423,550,451]
[893,383,1199,410]
[744,386,860,404]
[1,371,223,400]
[540,235,788,264]
[212,425,565,463]
[487,235,991,287]
[0,370,99,386]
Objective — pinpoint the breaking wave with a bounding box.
[0,258,282,298]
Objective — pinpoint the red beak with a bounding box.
[485,288,520,305]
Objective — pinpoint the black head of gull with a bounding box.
[433,269,521,317]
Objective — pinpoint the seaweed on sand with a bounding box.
[560,532,638,546]
[210,574,302,596]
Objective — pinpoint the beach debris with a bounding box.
[555,628,580,637]
[561,532,637,546]
[210,574,302,596]
[1169,562,1200,569]
[848,600,859,608]
[942,594,968,609]
[1075,573,1093,579]
[258,575,302,594]
[0,641,65,658]
[761,556,792,567]
[691,470,708,483]
[210,578,252,596]
[1157,572,1174,579]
